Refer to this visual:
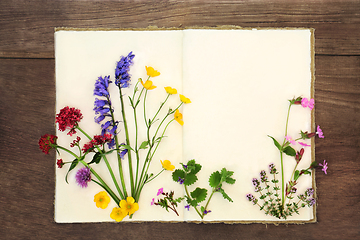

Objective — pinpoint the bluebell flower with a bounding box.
[115,52,135,88]
[93,75,118,148]
[119,143,128,159]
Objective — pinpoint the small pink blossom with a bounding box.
[157,187,164,196]
[316,125,324,138]
[285,135,296,145]
[299,141,311,147]
[151,198,155,205]
[319,160,328,174]
[301,98,314,110]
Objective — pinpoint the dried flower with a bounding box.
[145,66,160,77]
[179,94,191,104]
[56,106,83,136]
[115,52,135,88]
[94,191,110,209]
[38,134,58,154]
[164,86,177,95]
[120,197,139,216]
[161,160,175,171]
[75,167,91,188]
[174,109,184,126]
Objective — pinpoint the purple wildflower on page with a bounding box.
[306,188,314,197]
[185,205,190,211]
[269,163,277,174]
[177,177,184,185]
[75,167,91,188]
[316,125,324,138]
[203,209,211,215]
[308,198,316,206]
[115,52,135,88]
[246,193,257,205]
[319,160,328,174]
[157,188,164,196]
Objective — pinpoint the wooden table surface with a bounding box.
[0,1,359,239]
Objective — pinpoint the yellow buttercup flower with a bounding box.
[145,66,160,77]
[120,196,139,216]
[174,109,184,126]
[141,80,157,90]
[161,160,175,171]
[110,207,127,222]
[94,191,110,209]
[180,94,191,104]
[164,86,177,95]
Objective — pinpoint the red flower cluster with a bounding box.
[39,134,58,154]
[82,134,112,153]
[56,106,83,136]
[57,159,64,168]
[70,136,81,148]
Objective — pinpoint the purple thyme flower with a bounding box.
[306,188,314,197]
[290,187,297,194]
[246,193,257,205]
[308,198,316,206]
[298,194,306,201]
[177,177,184,185]
[269,163,277,174]
[115,52,135,88]
[260,170,268,183]
[185,205,190,211]
[75,167,91,188]
[319,160,328,174]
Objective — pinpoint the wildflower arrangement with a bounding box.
[171,159,236,219]
[39,52,190,221]
[246,97,328,219]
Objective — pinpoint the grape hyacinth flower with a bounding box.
[115,51,135,88]
[75,167,92,188]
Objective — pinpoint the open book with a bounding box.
[54,28,315,223]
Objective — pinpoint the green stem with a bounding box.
[281,103,292,210]
[185,185,203,219]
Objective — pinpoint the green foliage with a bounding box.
[139,141,149,150]
[172,169,185,182]
[88,152,102,165]
[268,135,281,150]
[184,173,198,186]
[65,159,79,184]
[190,188,207,203]
[283,146,296,156]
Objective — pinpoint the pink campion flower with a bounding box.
[319,160,328,174]
[316,125,324,138]
[157,188,164,196]
[299,141,311,147]
[285,135,296,145]
[301,98,315,110]
[151,198,155,205]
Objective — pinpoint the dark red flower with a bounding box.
[82,142,94,154]
[57,159,64,168]
[55,106,83,136]
[39,134,57,154]
[91,134,112,146]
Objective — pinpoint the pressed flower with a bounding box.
[285,135,296,145]
[110,207,127,222]
[57,159,64,168]
[164,86,177,95]
[319,160,328,174]
[160,160,175,171]
[115,52,135,88]
[301,98,314,110]
[141,80,157,90]
[75,167,91,188]
[120,196,139,216]
[174,109,184,126]
[298,141,311,147]
[94,191,110,209]
[56,106,83,136]
[179,94,191,104]
[316,125,324,138]
[39,134,58,154]
[157,188,164,196]
[145,66,160,77]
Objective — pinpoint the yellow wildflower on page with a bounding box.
[174,109,184,126]
[110,207,127,222]
[141,80,156,90]
[94,191,110,209]
[161,160,175,171]
[164,86,177,95]
[145,66,160,77]
[180,94,191,104]
[120,196,139,216]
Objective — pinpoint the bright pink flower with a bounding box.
[301,98,314,110]
[157,188,164,196]
[285,135,296,145]
[151,198,155,205]
[299,141,311,147]
[319,160,328,174]
[316,125,324,138]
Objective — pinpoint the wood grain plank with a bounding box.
[0,0,359,58]
[0,54,358,239]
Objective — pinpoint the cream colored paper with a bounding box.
[55,29,314,223]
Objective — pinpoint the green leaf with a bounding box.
[302,170,311,175]
[200,206,205,213]
[218,188,233,202]
[121,144,134,152]
[172,169,185,182]
[190,188,207,203]
[220,168,235,184]
[209,171,221,188]
[294,170,300,181]
[65,159,79,184]
[139,141,149,149]
[283,146,296,156]
[187,159,202,174]
[268,135,281,150]
[185,196,198,207]
[128,96,134,108]
[88,152,102,165]
[184,173,198,186]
